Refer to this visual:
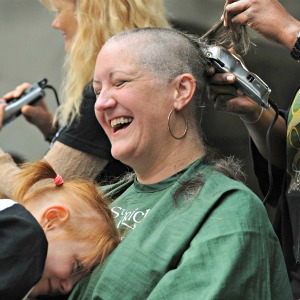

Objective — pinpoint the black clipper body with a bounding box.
[3,78,48,126]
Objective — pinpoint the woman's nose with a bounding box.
[95,91,117,112]
[51,17,59,29]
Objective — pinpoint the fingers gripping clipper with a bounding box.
[205,45,271,109]
[3,78,48,126]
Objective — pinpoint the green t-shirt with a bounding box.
[69,158,292,299]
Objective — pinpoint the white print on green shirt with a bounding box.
[111,206,151,230]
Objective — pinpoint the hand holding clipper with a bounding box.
[205,45,270,109]
[3,78,48,126]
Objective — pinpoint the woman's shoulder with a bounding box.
[183,157,253,196]
[184,159,266,217]
[204,166,263,206]
[200,168,271,227]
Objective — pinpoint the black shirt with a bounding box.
[0,199,47,299]
[55,82,131,183]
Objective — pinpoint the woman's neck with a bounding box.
[135,142,205,184]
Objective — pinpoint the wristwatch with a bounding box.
[291,30,300,61]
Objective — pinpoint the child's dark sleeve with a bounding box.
[0,199,48,300]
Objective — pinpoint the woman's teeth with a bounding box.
[111,117,133,130]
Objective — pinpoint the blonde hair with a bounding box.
[13,160,120,274]
[40,0,171,125]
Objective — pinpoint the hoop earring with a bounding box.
[168,108,188,140]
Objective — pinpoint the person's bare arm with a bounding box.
[0,141,108,198]
[240,104,287,170]
[0,149,21,197]
[207,70,287,170]
[43,141,109,180]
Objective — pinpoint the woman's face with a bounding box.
[29,230,89,297]
[94,40,175,169]
[51,0,77,52]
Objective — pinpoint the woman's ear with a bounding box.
[173,73,196,111]
[41,205,70,231]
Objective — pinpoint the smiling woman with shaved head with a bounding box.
[67,27,292,300]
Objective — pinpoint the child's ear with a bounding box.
[41,205,70,230]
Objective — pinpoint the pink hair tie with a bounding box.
[54,174,64,186]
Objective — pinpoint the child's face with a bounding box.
[29,232,90,297]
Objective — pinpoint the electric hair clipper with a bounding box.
[205,45,270,109]
[3,78,48,126]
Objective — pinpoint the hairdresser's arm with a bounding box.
[43,141,109,180]
[0,149,20,197]
[223,0,300,50]
[0,142,108,198]
[207,71,286,170]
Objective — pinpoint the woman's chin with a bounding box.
[64,40,71,53]
[111,149,131,165]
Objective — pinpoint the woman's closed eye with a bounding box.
[93,80,126,96]
[93,85,102,96]
[115,81,126,88]
[94,89,101,97]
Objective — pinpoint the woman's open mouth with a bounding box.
[111,117,133,133]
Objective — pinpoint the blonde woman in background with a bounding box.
[0,0,171,197]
